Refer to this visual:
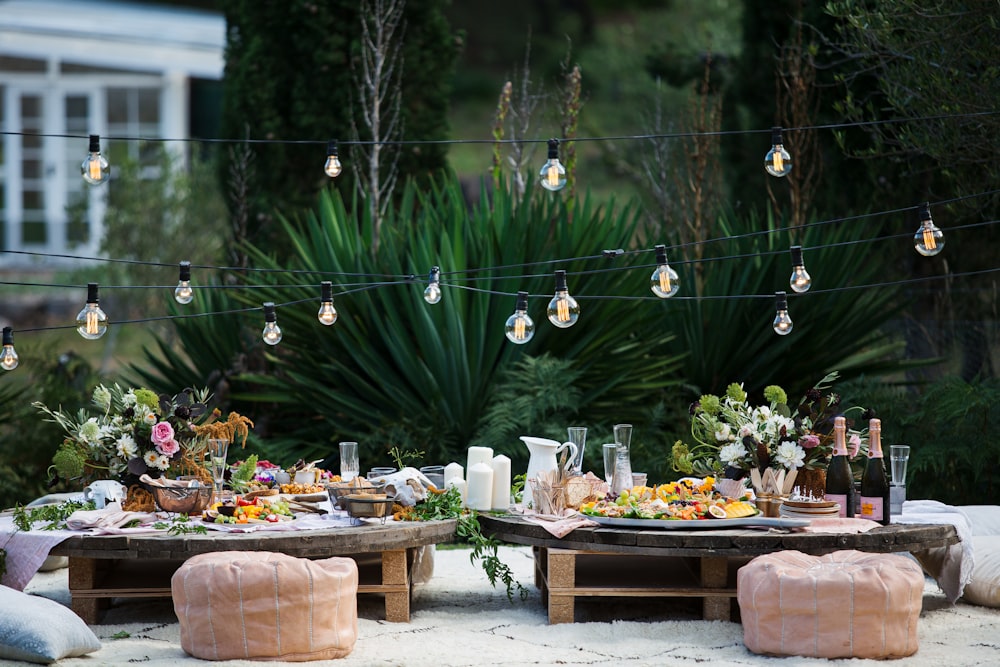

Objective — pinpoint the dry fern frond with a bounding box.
[192,411,254,448]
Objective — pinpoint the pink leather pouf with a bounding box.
[737,550,924,659]
[172,551,358,661]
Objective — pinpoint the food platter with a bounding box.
[585,514,810,530]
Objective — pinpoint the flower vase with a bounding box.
[792,468,827,500]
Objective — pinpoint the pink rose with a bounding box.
[151,421,175,445]
[848,434,861,458]
[156,438,180,456]
[799,434,821,450]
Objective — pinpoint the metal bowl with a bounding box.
[151,484,213,514]
[343,494,394,523]
[326,480,385,510]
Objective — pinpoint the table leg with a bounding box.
[547,550,576,624]
[381,549,410,622]
[67,557,108,624]
[700,555,730,621]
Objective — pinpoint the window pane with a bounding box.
[138,88,159,124]
[107,88,129,125]
[22,221,46,244]
[0,56,46,72]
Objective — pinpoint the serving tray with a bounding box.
[586,514,810,530]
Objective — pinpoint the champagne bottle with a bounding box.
[825,416,855,518]
[859,418,890,525]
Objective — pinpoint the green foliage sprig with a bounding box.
[389,446,425,471]
[228,454,259,493]
[153,514,208,535]
[12,500,93,532]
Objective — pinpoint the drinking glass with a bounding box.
[207,438,230,502]
[566,426,587,477]
[890,444,910,486]
[602,443,617,485]
[340,441,359,481]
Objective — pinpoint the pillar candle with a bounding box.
[467,446,493,472]
[466,462,494,511]
[444,461,464,485]
[446,478,467,505]
[490,454,511,511]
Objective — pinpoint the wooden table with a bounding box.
[47,519,457,624]
[477,514,959,624]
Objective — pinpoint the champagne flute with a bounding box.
[602,443,617,486]
[208,438,230,502]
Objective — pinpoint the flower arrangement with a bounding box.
[35,383,215,485]
[671,372,872,482]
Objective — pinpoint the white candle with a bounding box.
[467,446,493,472]
[490,454,511,511]
[446,478,467,505]
[444,461,464,485]
[466,462,494,511]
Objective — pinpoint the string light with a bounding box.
[547,270,580,328]
[76,283,109,339]
[1,327,18,371]
[81,134,110,185]
[539,138,567,192]
[324,139,342,178]
[174,261,194,304]
[650,244,680,298]
[317,281,338,325]
[772,291,793,335]
[424,266,442,304]
[789,246,812,293]
[262,302,282,345]
[764,126,792,178]
[505,291,535,344]
[914,202,945,257]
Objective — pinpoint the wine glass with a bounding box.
[602,443,617,486]
[207,438,230,502]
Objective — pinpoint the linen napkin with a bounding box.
[522,511,598,538]
[893,498,974,603]
[803,517,881,534]
[63,501,161,533]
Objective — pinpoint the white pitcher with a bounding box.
[519,436,578,484]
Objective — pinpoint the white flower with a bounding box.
[775,440,805,469]
[139,407,157,424]
[714,423,732,442]
[92,385,112,410]
[77,418,104,444]
[719,442,749,466]
[753,405,771,422]
[738,423,754,439]
[145,451,170,470]
[115,434,137,459]
[122,390,137,407]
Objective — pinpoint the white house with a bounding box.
[0,0,224,266]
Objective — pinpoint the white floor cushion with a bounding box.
[0,585,101,664]
[963,535,1000,608]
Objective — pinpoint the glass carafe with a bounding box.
[610,423,634,495]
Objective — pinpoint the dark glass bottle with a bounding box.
[859,418,890,525]
[825,416,855,518]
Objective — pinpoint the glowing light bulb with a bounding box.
[913,202,944,257]
[650,244,680,298]
[789,245,812,293]
[81,134,110,185]
[1,327,18,371]
[772,291,793,336]
[546,270,580,328]
[317,281,338,326]
[75,283,109,340]
[505,291,535,344]
[324,139,342,178]
[424,266,442,304]
[539,138,567,192]
[262,302,282,345]
[764,126,792,178]
[174,261,194,304]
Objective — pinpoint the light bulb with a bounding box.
[546,270,580,328]
[424,266,442,304]
[650,244,680,298]
[772,291,793,336]
[539,138,567,192]
[317,281,338,326]
[324,139,342,178]
[262,302,282,345]
[76,283,109,340]
[913,202,944,256]
[1,327,18,371]
[789,245,811,293]
[764,126,792,178]
[505,291,535,344]
[174,261,194,304]
[81,134,110,185]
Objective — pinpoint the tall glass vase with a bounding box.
[208,438,230,502]
[610,423,634,495]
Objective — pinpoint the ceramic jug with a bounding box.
[519,436,578,484]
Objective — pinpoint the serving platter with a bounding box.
[585,514,810,530]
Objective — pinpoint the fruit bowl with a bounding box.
[151,484,213,514]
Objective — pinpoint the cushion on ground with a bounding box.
[0,585,101,664]
[172,551,358,661]
[737,550,924,659]
[963,536,1000,608]
[958,506,1000,536]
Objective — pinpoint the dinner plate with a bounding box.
[585,514,810,530]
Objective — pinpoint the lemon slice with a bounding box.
[708,505,728,519]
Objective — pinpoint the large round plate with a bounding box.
[585,514,810,529]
